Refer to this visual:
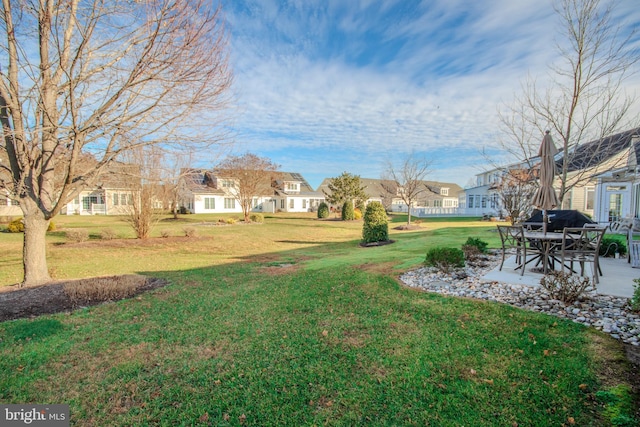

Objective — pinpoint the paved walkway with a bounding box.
[482,254,638,298]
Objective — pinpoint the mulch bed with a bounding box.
[0,275,169,322]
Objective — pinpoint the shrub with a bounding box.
[362,202,389,244]
[100,228,117,240]
[160,229,171,238]
[462,244,482,262]
[599,236,627,257]
[463,237,488,254]
[353,208,363,220]
[183,227,197,237]
[66,228,89,243]
[425,247,465,273]
[342,200,355,221]
[317,202,330,219]
[540,271,592,303]
[630,279,640,312]
[249,213,264,223]
[64,275,140,306]
[47,221,55,232]
[225,217,237,225]
[7,218,24,233]
[178,206,190,214]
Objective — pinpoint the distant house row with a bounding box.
[4,127,638,223]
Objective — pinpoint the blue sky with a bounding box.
[222,0,640,190]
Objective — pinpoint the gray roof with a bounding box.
[557,127,640,172]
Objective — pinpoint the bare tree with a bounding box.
[215,153,280,222]
[0,0,233,285]
[498,0,638,203]
[381,153,431,226]
[120,146,164,239]
[160,151,194,219]
[494,169,538,224]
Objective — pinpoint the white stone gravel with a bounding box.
[399,254,640,346]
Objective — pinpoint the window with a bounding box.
[585,187,595,210]
[113,193,119,206]
[468,195,474,208]
[433,199,442,208]
[562,190,572,209]
[11,199,19,206]
[121,194,128,206]
[289,199,294,209]
[481,196,487,208]
[221,179,234,188]
[285,182,299,191]
[204,197,215,210]
[253,198,259,208]
[302,199,307,209]
[0,198,7,206]
[440,188,449,196]
[280,199,285,209]
[224,198,235,209]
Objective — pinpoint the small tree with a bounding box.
[323,172,368,208]
[495,169,537,224]
[362,202,389,244]
[342,200,355,221]
[317,202,330,219]
[215,153,280,222]
[122,147,163,239]
[381,152,431,226]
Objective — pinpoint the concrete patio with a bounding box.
[482,254,639,298]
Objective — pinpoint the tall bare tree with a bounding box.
[498,0,638,203]
[0,0,233,285]
[381,153,431,226]
[215,153,280,222]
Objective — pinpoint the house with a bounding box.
[317,177,463,216]
[178,169,324,214]
[62,163,140,215]
[271,172,325,213]
[465,127,640,223]
[0,190,21,217]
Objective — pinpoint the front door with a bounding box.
[600,183,631,223]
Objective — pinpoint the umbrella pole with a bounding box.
[543,210,548,234]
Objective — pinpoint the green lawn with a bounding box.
[0,213,634,426]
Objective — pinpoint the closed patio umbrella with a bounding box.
[531,131,560,233]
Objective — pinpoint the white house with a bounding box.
[179,170,324,214]
[465,127,640,223]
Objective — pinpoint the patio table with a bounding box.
[523,231,574,274]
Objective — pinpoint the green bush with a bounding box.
[249,213,264,223]
[463,237,488,254]
[317,202,330,219]
[47,221,55,232]
[342,200,355,221]
[600,236,627,257]
[353,208,362,220]
[631,279,640,312]
[362,202,389,244]
[425,247,465,273]
[7,218,24,233]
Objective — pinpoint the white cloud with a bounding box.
[224,0,640,188]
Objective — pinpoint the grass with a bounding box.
[0,213,634,425]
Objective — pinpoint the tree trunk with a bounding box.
[407,205,412,225]
[22,210,52,287]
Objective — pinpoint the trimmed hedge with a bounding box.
[362,202,388,243]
